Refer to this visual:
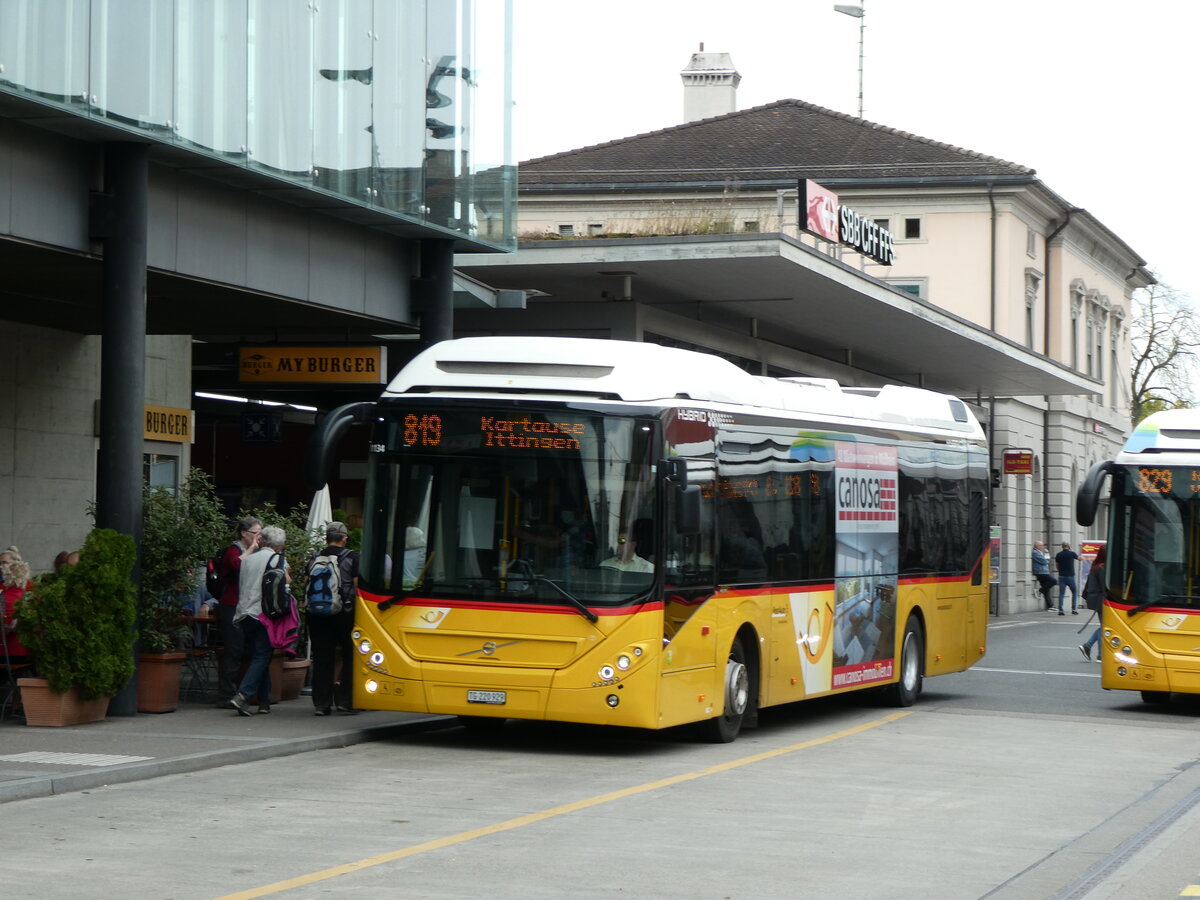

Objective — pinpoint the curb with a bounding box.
[0,714,455,804]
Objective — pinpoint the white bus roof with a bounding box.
[1119,408,1200,459]
[385,336,983,438]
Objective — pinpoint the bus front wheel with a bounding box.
[1140,690,1170,705]
[700,636,752,743]
[885,615,924,707]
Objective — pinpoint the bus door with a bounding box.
[659,456,718,728]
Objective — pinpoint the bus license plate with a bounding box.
[467,690,506,705]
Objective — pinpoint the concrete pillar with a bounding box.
[93,142,149,716]
[415,239,455,347]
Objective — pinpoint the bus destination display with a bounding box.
[401,412,588,451]
[1135,467,1200,495]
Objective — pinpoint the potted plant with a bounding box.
[137,469,229,712]
[15,528,137,725]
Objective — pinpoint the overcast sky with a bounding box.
[513,0,1199,304]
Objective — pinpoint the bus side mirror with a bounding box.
[1077,460,1115,527]
[676,484,701,535]
[662,458,700,534]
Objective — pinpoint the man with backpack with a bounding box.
[306,521,359,716]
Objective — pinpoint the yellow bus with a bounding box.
[1077,408,1200,704]
[309,337,990,741]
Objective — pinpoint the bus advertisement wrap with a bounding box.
[833,443,899,688]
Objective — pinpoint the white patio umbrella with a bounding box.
[306,484,334,543]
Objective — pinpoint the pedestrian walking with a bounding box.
[1031,540,1057,610]
[306,521,359,716]
[1055,541,1080,615]
[1079,545,1107,660]
[230,525,289,717]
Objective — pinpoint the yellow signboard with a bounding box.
[239,347,386,384]
[144,405,194,444]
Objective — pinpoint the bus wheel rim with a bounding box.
[727,660,749,716]
[901,633,918,689]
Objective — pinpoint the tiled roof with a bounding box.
[519,98,1034,187]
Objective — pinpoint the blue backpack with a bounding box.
[305,550,345,616]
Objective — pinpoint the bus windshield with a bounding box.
[1110,465,1200,609]
[361,406,658,607]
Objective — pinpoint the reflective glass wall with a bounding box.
[0,0,514,249]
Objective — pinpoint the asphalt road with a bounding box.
[6,612,1200,900]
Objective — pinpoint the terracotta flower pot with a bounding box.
[136,652,187,713]
[18,677,109,727]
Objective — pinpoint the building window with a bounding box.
[1070,284,1086,371]
[885,278,927,299]
[144,454,179,493]
[557,224,575,237]
[742,220,759,232]
[587,223,604,236]
[903,217,922,240]
[873,217,890,232]
[1086,316,1095,377]
[1024,270,1041,350]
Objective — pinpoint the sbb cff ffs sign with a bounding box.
[799,179,896,267]
[1003,450,1034,475]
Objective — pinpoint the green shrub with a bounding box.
[139,469,228,653]
[17,528,137,700]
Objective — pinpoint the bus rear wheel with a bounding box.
[884,615,924,707]
[1140,690,1170,705]
[700,636,752,743]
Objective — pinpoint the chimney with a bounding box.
[681,45,740,123]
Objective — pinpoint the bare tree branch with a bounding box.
[1130,280,1200,423]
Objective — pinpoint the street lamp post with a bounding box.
[834,3,865,118]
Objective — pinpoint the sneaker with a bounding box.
[336,705,360,715]
[256,707,270,715]
[1079,644,1091,660]
[1072,610,1079,615]
[230,693,252,717]
[1058,611,1065,616]
[314,707,332,717]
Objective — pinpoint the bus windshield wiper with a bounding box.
[508,559,598,623]
[1126,593,1200,616]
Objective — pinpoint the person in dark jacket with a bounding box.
[1079,545,1107,661]
[1055,542,1081,615]
[307,521,359,716]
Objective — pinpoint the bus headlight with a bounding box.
[1110,636,1121,648]
[606,694,619,707]
[369,651,385,667]
[365,679,379,693]
[599,665,615,680]
[359,639,372,654]
[616,655,631,670]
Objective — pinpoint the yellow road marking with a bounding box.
[214,711,910,899]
